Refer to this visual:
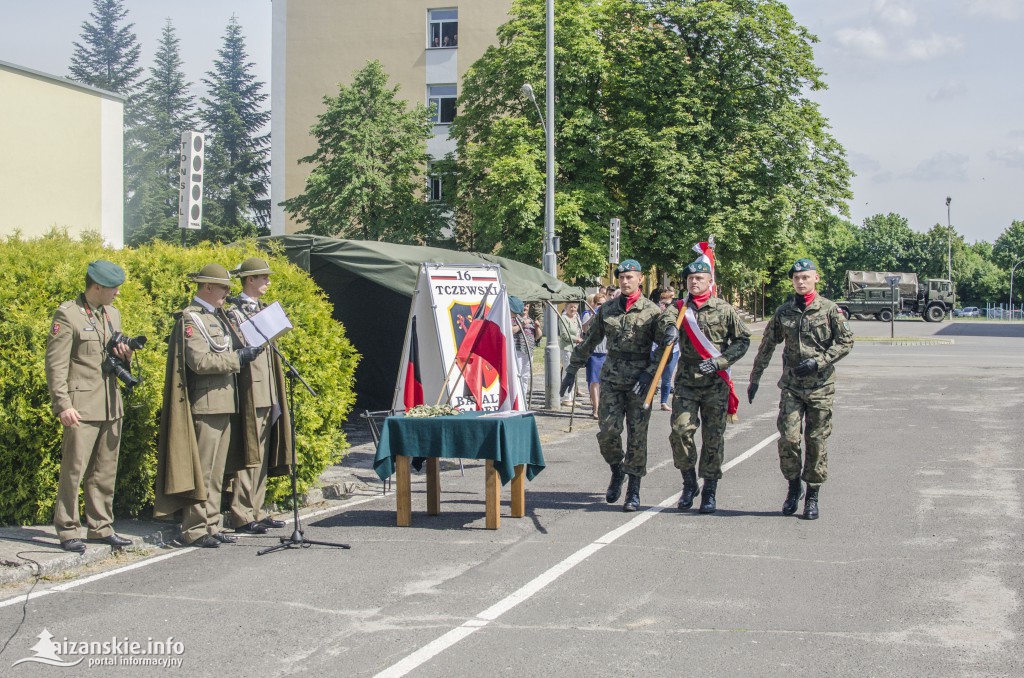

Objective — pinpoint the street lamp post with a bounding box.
[520,0,560,410]
[1009,258,1024,321]
[946,196,954,316]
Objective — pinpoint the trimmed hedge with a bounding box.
[0,232,359,525]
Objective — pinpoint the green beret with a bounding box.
[509,295,525,314]
[615,259,642,276]
[189,263,232,285]
[87,260,125,287]
[683,260,712,276]
[788,258,817,276]
[232,257,273,278]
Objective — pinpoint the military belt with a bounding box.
[608,350,649,362]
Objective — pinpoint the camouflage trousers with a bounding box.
[776,383,835,486]
[596,380,652,477]
[668,379,730,479]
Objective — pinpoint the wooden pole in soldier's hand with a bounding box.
[643,298,688,411]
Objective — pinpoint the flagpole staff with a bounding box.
[643,299,687,410]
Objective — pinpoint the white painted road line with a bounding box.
[373,432,780,678]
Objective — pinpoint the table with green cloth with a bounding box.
[373,411,546,528]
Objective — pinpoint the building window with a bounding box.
[428,173,443,202]
[428,8,458,48]
[428,84,457,124]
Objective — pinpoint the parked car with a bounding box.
[955,306,980,317]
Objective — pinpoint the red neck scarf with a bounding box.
[801,291,817,307]
[623,289,642,311]
[676,290,711,310]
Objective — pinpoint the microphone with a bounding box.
[226,295,244,306]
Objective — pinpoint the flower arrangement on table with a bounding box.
[405,404,460,418]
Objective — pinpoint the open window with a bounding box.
[428,84,457,124]
[428,9,458,48]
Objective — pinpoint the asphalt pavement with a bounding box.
[2,317,1022,677]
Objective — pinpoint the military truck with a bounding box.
[837,271,954,322]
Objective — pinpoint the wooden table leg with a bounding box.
[396,456,412,527]
[426,458,440,515]
[485,460,500,530]
[510,464,525,518]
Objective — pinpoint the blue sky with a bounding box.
[1,0,1020,243]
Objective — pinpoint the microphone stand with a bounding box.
[229,299,350,555]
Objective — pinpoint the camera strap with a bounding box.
[79,293,115,347]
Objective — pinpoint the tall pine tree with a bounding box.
[69,0,144,237]
[127,20,196,245]
[199,16,271,240]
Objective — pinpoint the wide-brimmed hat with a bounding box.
[189,263,232,285]
[232,257,272,278]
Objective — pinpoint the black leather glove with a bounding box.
[747,382,758,403]
[559,369,578,397]
[237,346,264,367]
[662,324,679,344]
[698,358,718,375]
[794,358,818,377]
[631,371,653,396]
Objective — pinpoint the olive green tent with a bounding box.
[257,235,583,409]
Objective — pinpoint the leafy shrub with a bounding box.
[0,231,359,525]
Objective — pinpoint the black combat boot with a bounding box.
[623,474,641,512]
[605,463,626,503]
[678,469,699,510]
[802,484,819,520]
[698,478,718,514]
[782,477,803,515]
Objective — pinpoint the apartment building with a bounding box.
[0,60,124,247]
[270,0,513,235]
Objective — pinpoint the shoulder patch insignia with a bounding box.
[51,322,61,336]
[843,321,850,331]
[185,325,194,339]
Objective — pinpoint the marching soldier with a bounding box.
[45,260,135,553]
[154,264,263,548]
[560,260,671,511]
[659,260,749,514]
[227,257,292,534]
[748,259,854,520]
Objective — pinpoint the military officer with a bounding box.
[659,260,749,514]
[227,257,292,534]
[154,264,262,548]
[560,259,671,512]
[748,258,854,520]
[45,260,135,553]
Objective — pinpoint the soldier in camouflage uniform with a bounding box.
[659,260,749,514]
[560,259,671,512]
[748,259,854,520]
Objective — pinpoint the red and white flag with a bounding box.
[462,289,524,411]
[692,241,717,296]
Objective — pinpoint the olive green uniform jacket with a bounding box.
[750,295,854,389]
[567,295,668,384]
[657,297,750,388]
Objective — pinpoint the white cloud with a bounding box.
[926,79,968,102]
[910,152,969,182]
[849,152,882,173]
[989,146,1024,168]
[874,0,917,27]
[836,27,889,59]
[968,0,1024,20]
[904,33,965,60]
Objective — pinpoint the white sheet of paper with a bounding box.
[239,301,292,347]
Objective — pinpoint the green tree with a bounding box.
[198,16,270,241]
[282,61,446,242]
[844,213,926,273]
[126,20,197,246]
[992,220,1024,269]
[956,243,1004,306]
[451,0,851,283]
[68,0,143,101]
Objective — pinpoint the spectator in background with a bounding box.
[510,296,537,407]
[558,302,583,405]
[583,292,608,418]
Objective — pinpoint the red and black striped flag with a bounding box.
[403,316,425,410]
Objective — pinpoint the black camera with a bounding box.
[104,332,148,392]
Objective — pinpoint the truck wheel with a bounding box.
[926,305,946,322]
[839,307,851,320]
[877,309,893,322]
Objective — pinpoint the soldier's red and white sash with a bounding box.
[681,305,739,416]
